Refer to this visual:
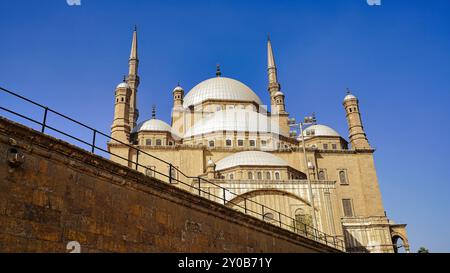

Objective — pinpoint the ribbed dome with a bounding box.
[132,119,173,133]
[216,151,288,171]
[301,124,340,138]
[183,77,262,108]
[184,109,284,138]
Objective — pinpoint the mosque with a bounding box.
[107,28,409,253]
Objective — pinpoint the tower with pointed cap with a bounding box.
[267,36,281,110]
[267,37,289,135]
[343,90,371,150]
[127,26,140,130]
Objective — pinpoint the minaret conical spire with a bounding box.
[267,36,278,85]
[130,26,138,60]
[267,36,281,113]
[127,26,140,129]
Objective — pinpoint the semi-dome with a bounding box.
[132,119,173,133]
[216,151,288,171]
[184,109,284,138]
[116,82,130,89]
[183,77,262,108]
[301,124,340,138]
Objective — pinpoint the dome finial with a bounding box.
[123,75,127,82]
[152,105,156,119]
[346,88,352,95]
[216,63,222,77]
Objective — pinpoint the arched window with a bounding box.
[265,172,271,180]
[229,174,234,180]
[145,139,152,146]
[275,172,280,180]
[339,170,348,185]
[248,172,253,180]
[156,139,162,146]
[318,170,326,181]
[249,140,256,147]
[257,172,262,180]
[209,140,215,147]
[263,213,275,223]
[226,139,232,147]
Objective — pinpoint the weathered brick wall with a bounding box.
[0,117,339,253]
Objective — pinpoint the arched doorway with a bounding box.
[226,189,313,231]
[392,235,407,253]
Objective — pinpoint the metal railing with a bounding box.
[0,86,345,251]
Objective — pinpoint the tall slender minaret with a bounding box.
[267,36,281,112]
[267,36,289,135]
[127,26,140,130]
[343,90,371,150]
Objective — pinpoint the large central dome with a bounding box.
[183,77,262,108]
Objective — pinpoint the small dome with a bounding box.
[216,151,288,171]
[301,124,340,138]
[173,85,184,93]
[116,82,130,89]
[344,93,357,102]
[184,109,285,138]
[274,91,284,97]
[183,77,262,108]
[132,119,173,133]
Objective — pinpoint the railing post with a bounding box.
[222,188,226,205]
[244,198,247,214]
[198,177,201,196]
[304,223,308,237]
[169,164,173,184]
[135,150,139,171]
[261,205,265,221]
[278,212,282,227]
[333,236,336,248]
[41,107,48,133]
[91,130,97,154]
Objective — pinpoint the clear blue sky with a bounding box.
[1,0,449,252]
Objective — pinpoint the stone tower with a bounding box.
[127,26,140,130]
[343,91,371,150]
[273,91,287,114]
[267,37,289,135]
[111,81,132,143]
[171,84,185,138]
[173,84,184,109]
